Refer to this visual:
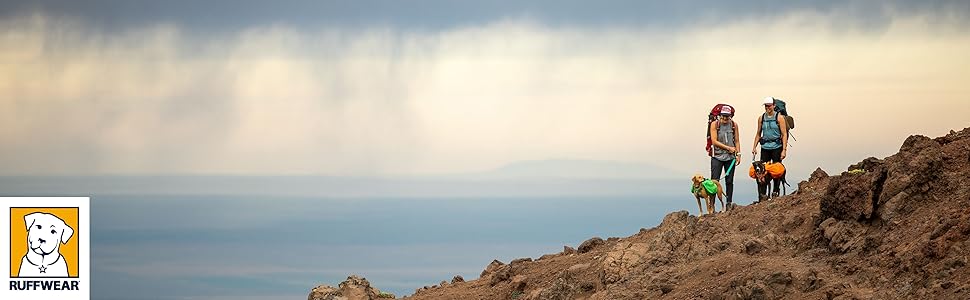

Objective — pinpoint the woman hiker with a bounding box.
[709,104,740,209]
[751,96,788,202]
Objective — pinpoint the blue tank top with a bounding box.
[761,112,782,150]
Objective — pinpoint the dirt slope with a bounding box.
[313,127,970,300]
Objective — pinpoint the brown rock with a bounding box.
[764,272,793,288]
[566,263,590,275]
[489,265,512,286]
[743,239,764,255]
[510,275,528,291]
[451,275,464,284]
[538,253,558,261]
[511,257,533,264]
[809,167,829,182]
[820,166,886,221]
[308,275,385,300]
[308,285,339,300]
[578,237,605,253]
[480,259,505,277]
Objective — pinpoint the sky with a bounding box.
[1,1,969,178]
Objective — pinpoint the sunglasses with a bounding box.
[764,104,773,107]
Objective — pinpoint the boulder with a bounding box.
[820,165,886,221]
[743,239,764,255]
[488,265,512,286]
[578,237,605,253]
[809,168,829,182]
[480,259,505,277]
[511,257,533,264]
[308,275,387,300]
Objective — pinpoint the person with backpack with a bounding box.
[751,97,789,201]
[708,104,740,209]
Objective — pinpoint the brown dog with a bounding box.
[691,174,725,216]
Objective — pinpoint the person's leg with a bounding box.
[770,149,783,196]
[723,158,734,205]
[711,157,724,181]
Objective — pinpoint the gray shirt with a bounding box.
[713,121,736,162]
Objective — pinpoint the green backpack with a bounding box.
[770,98,796,141]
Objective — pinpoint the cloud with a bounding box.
[1,11,969,176]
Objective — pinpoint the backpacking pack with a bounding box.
[706,104,737,156]
[771,98,795,140]
[748,162,786,180]
[691,178,719,195]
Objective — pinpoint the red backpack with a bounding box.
[706,104,737,156]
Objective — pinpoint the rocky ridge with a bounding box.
[309,127,970,300]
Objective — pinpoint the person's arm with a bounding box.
[710,121,735,152]
[751,115,762,156]
[734,121,742,162]
[779,116,788,159]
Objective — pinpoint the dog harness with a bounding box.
[692,179,718,195]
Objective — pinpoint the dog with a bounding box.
[751,161,789,200]
[18,212,73,277]
[691,174,725,216]
[752,161,770,185]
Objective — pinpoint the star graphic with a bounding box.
[39,265,47,273]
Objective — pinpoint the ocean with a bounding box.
[1,175,764,299]
[90,195,686,299]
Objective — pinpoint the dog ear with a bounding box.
[59,217,74,244]
[24,212,41,231]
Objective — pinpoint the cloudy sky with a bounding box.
[2,0,969,177]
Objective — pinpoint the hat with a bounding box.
[763,97,774,105]
[719,105,734,116]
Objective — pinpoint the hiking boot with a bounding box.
[771,191,780,199]
[757,194,767,203]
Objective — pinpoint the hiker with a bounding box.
[751,97,788,201]
[709,104,740,208]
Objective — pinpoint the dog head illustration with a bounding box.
[25,212,74,257]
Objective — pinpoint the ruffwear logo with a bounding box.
[13,209,78,278]
[3,197,89,300]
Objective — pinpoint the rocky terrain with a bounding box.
[309,127,970,300]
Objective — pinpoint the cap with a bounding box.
[763,97,774,105]
[719,105,734,116]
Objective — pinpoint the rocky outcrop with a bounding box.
[479,259,505,278]
[308,275,393,300]
[577,237,604,253]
